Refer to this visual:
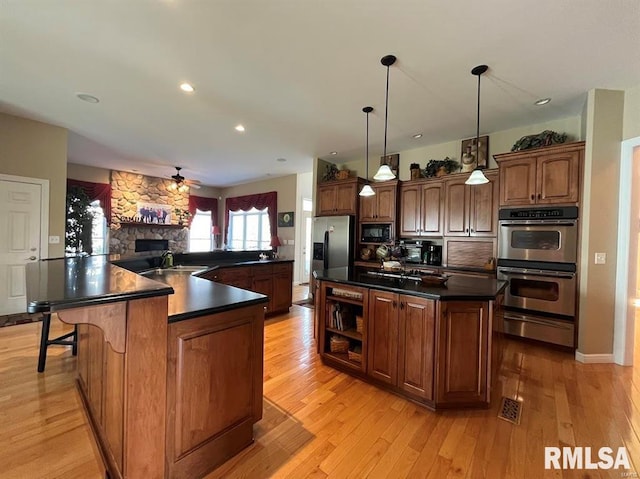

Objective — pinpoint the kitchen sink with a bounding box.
[139,265,208,276]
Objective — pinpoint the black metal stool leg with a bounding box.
[37,313,52,373]
[72,325,78,356]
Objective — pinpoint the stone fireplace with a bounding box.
[109,170,189,255]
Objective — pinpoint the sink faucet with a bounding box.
[161,250,173,268]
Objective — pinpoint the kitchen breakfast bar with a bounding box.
[314,268,507,410]
[26,256,268,479]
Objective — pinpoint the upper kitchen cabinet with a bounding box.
[443,170,498,237]
[316,177,364,216]
[359,181,398,223]
[398,179,443,238]
[494,141,584,207]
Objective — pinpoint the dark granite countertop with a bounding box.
[26,256,269,321]
[26,256,173,313]
[313,267,506,301]
[138,269,268,322]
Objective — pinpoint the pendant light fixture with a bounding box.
[465,64,490,185]
[373,54,397,181]
[359,106,375,197]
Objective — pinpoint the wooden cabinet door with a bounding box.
[436,301,488,405]
[536,150,580,204]
[375,184,397,222]
[444,178,469,236]
[367,290,398,385]
[317,185,336,215]
[397,295,435,401]
[334,182,358,215]
[421,181,443,236]
[272,268,292,313]
[399,183,421,237]
[359,191,376,222]
[469,170,498,237]
[499,158,536,206]
[218,267,252,289]
[252,275,273,313]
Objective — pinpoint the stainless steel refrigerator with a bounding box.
[312,215,355,273]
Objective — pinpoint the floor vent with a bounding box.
[498,397,522,425]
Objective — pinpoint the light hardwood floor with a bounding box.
[1,306,639,478]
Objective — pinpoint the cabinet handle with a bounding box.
[392,300,397,308]
[537,193,541,200]
[465,228,469,233]
[400,301,404,310]
[531,194,535,200]
[470,228,474,233]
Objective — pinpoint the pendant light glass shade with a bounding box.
[359,184,375,196]
[465,169,489,185]
[374,54,397,181]
[465,64,489,186]
[359,106,376,196]
[373,164,396,181]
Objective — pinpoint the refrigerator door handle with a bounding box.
[323,230,329,270]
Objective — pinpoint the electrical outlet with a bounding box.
[48,235,60,244]
[595,252,606,264]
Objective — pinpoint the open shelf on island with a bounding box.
[326,294,362,306]
[326,327,362,341]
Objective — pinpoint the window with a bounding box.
[189,209,213,252]
[89,200,107,255]
[228,207,271,250]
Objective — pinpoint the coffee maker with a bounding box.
[423,244,442,266]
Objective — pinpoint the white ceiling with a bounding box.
[2,1,640,187]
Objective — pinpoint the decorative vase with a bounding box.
[411,168,421,180]
[436,166,448,177]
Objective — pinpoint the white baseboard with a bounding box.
[575,351,615,363]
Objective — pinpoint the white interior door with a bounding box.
[0,180,43,315]
[299,210,312,284]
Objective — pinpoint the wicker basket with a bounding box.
[329,335,349,353]
[356,316,364,334]
[336,169,350,180]
[348,349,362,363]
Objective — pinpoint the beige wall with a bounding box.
[221,174,298,259]
[340,116,582,181]
[623,83,640,141]
[578,89,625,355]
[67,162,111,183]
[0,112,68,257]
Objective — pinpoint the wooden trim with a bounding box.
[57,303,127,353]
[493,140,586,163]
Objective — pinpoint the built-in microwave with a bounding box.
[361,223,392,243]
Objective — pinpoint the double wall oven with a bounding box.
[497,206,579,347]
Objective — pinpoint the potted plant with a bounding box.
[423,157,460,178]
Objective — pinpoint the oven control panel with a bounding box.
[499,206,578,220]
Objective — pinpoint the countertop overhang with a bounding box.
[313,267,507,301]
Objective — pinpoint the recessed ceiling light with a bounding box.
[330,151,338,156]
[534,97,551,106]
[76,93,99,103]
[412,133,423,139]
[276,158,287,162]
[235,124,245,132]
[180,82,194,93]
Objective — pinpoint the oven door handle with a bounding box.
[499,220,578,226]
[504,313,573,330]
[498,267,575,279]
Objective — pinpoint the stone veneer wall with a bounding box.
[109,170,190,255]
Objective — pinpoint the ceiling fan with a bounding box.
[167,166,201,191]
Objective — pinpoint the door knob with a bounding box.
[27,256,37,261]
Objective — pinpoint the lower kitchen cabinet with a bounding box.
[317,279,498,409]
[368,290,435,401]
[436,301,489,406]
[198,262,293,316]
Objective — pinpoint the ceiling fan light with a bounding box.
[465,169,490,185]
[359,184,375,196]
[373,164,396,181]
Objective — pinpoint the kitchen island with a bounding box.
[314,267,507,410]
[27,256,268,479]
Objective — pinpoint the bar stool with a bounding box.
[37,312,77,372]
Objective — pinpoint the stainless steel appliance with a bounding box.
[497,206,579,348]
[360,223,392,243]
[312,216,355,271]
[403,241,426,264]
[498,206,578,264]
[424,244,442,266]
